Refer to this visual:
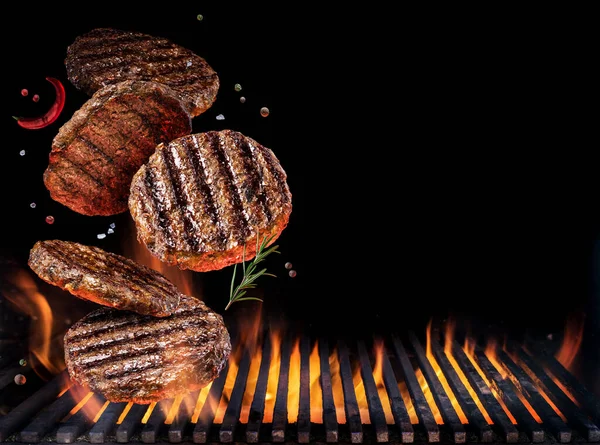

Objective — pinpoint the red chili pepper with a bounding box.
[15,77,65,130]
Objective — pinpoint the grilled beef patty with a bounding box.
[129,130,292,272]
[44,80,191,216]
[28,240,182,317]
[64,295,230,404]
[65,28,219,117]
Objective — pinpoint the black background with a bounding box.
[1,4,598,376]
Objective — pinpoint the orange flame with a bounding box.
[191,383,213,424]
[415,367,444,424]
[425,322,468,424]
[463,343,518,424]
[397,380,419,424]
[485,344,543,423]
[124,220,198,298]
[287,339,301,423]
[1,268,64,376]
[555,313,585,373]
[352,364,371,424]
[309,341,323,423]
[328,348,346,424]
[263,330,282,423]
[372,340,396,424]
[214,358,239,423]
[63,385,107,423]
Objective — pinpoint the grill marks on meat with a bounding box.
[65,28,219,117]
[44,80,191,216]
[129,130,292,272]
[64,296,231,404]
[28,240,182,317]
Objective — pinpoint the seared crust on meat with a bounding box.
[128,130,292,272]
[64,295,231,404]
[43,80,191,216]
[28,240,182,317]
[65,28,219,117]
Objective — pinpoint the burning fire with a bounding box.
[0,267,66,377]
[124,219,197,298]
[555,312,585,373]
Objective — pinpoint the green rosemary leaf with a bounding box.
[226,234,280,310]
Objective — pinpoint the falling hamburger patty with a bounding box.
[28,240,182,317]
[43,80,191,216]
[65,28,219,117]
[64,295,231,404]
[129,130,293,272]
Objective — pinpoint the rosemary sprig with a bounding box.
[226,233,280,310]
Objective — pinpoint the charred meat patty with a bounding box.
[129,130,292,272]
[43,80,191,216]
[65,28,219,117]
[28,239,182,317]
[64,295,231,404]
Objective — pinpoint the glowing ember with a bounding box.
[33,94,40,102]
[260,107,270,117]
[234,84,242,92]
[45,215,55,224]
[21,89,28,96]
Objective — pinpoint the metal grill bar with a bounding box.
[391,335,439,443]
[116,403,147,443]
[526,342,600,425]
[516,349,600,442]
[168,390,198,443]
[319,338,339,443]
[337,339,363,443]
[219,351,251,442]
[297,335,311,443]
[380,341,414,443]
[56,393,106,444]
[429,340,493,442]
[193,363,229,443]
[246,336,271,443]
[18,386,81,443]
[450,343,519,443]
[0,370,69,441]
[496,350,571,443]
[143,399,173,443]
[470,349,545,443]
[408,332,465,443]
[272,333,292,442]
[89,402,127,443]
[356,340,389,442]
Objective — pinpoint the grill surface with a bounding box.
[0,332,599,444]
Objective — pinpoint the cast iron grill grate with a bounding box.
[0,332,599,444]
